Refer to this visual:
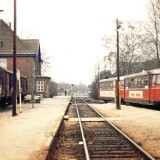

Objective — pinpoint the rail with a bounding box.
[74,98,90,160]
[80,97,156,160]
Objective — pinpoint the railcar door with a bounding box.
[150,74,160,105]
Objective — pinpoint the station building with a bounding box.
[0,19,51,98]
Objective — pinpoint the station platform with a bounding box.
[0,96,71,160]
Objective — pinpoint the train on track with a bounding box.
[98,68,160,106]
[0,66,27,108]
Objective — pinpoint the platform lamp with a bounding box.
[116,18,121,110]
[12,0,17,116]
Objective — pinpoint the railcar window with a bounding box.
[104,83,106,89]
[152,75,160,85]
[152,75,156,84]
[137,76,148,88]
[125,79,130,88]
[144,77,148,87]
[156,75,160,84]
[100,83,107,90]
[104,83,106,90]
[100,83,102,90]
[125,76,148,89]
[102,83,104,89]
[137,80,143,88]
[131,78,136,88]
[106,82,111,89]
[100,81,115,90]
[100,83,103,90]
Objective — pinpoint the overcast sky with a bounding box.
[0,0,147,85]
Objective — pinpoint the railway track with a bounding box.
[47,97,156,160]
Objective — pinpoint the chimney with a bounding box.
[0,10,4,20]
[7,21,11,29]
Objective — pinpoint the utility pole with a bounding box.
[116,18,121,110]
[98,65,100,81]
[12,0,17,116]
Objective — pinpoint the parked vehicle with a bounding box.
[0,67,27,108]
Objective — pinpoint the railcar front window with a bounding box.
[100,81,115,90]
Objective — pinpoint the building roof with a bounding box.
[0,19,40,55]
[0,66,27,78]
[21,39,40,54]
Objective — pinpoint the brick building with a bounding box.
[0,19,51,98]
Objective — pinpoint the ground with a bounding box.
[0,96,70,160]
[90,102,160,159]
[0,97,160,159]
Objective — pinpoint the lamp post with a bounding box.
[12,0,17,116]
[98,65,100,81]
[116,18,121,110]
[31,69,36,108]
[17,70,22,113]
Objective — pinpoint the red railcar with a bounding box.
[98,78,116,102]
[98,69,160,106]
[98,77,125,103]
[123,69,160,105]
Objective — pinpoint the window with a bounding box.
[105,81,114,90]
[125,76,148,89]
[0,58,7,69]
[100,81,115,90]
[156,75,160,85]
[152,75,156,84]
[36,81,44,92]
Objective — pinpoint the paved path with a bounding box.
[0,96,71,160]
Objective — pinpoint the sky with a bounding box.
[0,0,147,85]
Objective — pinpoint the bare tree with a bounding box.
[41,49,51,76]
[103,21,150,76]
[119,22,149,74]
[146,0,160,67]
[20,29,37,39]
[89,60,114,100]
[49,80,58,97]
